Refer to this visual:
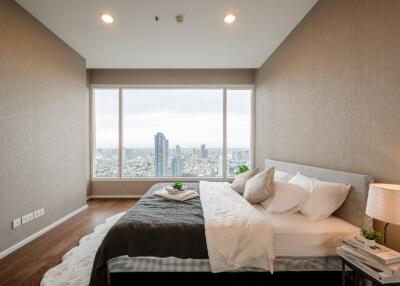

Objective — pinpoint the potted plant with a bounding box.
[360,228,382,247]
[165,181,186,194]
[235,165,249,175]
[172,181,184,191]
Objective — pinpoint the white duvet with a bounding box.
[199,181,275,273]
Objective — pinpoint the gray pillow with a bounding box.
[244,167,275,204]
[231,168,259,194]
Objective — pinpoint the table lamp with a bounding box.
[366,183,400,245]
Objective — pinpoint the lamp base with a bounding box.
[384,222,390,245]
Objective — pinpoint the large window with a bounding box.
[92,87,253,179]
[226,89,252,177]
[93,89,120,178]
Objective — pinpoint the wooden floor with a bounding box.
[0,199,137,286]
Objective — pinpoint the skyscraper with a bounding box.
[171,156,183,176]
[175,145,181,157]
[200,144,208,159]
[154,132,169,176]
[171,144,183,176]
[238,150,243,161]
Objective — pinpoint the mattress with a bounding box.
[257,206,359,257]
[108,211,358,273]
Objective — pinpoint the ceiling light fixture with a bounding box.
[224,14,236,24]
[101,13,114,24]
[176,15,184,24]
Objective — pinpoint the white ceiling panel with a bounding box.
[16,0,317,68]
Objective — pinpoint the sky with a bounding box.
[94,88,251,149]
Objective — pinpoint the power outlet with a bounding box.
[12,218,21,229]
[34,208,44,219]
[34,210,40,219]
[22,213,33,224]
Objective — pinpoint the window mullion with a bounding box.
[223,88,227,179]
[91,88,96,179]
[119,88,123,178]
[251,88,255,169]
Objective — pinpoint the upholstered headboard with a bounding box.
[265,159,374,228]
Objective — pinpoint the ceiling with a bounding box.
[16,0,317,69]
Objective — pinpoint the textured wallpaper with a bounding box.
[0,0,88,252]
[89,69,255,85]
[255,0,400,250]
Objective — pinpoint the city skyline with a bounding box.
[95,146,250,178]
[95,127,250,179]
[155,132,221,177]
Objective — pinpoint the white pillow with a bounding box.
[289,173,351,220]
[260,170,295,209]
[274,170,294,182]
[264,181,309,214]
[244,167,275,204]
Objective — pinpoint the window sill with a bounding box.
[91,177,234,182]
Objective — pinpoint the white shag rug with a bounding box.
[40,212,125,286]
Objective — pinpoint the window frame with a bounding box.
[90,84,255,181]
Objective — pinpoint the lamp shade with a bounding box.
[366,183,400,225]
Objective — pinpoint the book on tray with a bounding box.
[338,235,400,284]
[341,235,400,265]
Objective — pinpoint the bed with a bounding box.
[89,159,374,286]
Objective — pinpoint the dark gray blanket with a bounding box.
[89,183,208,286]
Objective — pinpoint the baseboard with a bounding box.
[0,204,88,260]
[87,195,142,199]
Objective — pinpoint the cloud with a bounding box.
[94,88,251,148]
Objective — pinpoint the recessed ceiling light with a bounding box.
[224,14,236,24]
[101,13,114,24]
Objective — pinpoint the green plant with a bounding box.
[361,228,382,241]
[172,181,184,190]
[235,165,250,175]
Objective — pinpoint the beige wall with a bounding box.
[0,0,88,253]
[255,0,400,250]
[90,69,255,85]
[91,181,156,197]
[89,68,254,196]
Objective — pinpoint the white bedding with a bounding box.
[257,207,359,257]
[199,181,274,273]
[106,183,359,275]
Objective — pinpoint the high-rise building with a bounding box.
[172,144,183,176]
[171,156,183,176]
[200,144,208,159]
[237,150,243,161]
[175,145,181,157]
[154,132,169,176]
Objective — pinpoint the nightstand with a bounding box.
[339,255,400,286]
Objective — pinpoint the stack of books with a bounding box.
[338,235,400,284]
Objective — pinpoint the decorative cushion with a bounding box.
[230,168,259,194]
[244,167,275,204]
